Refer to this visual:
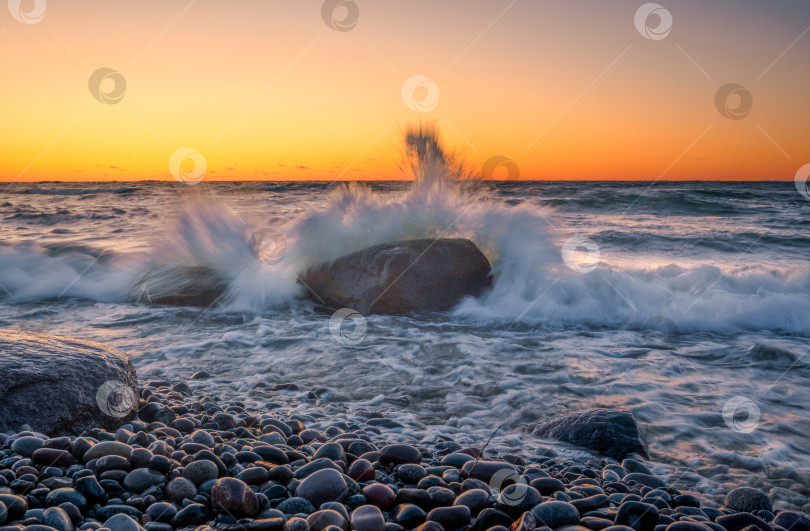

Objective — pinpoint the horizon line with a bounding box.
[0,178,797,184]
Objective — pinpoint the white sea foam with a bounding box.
[1,128,808,335]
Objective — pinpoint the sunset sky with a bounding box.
[1,0,809,181]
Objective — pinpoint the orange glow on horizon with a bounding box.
[1,1,808,182]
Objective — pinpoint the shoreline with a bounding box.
[1,376,808,531]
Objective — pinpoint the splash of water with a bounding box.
[0,127,808,335]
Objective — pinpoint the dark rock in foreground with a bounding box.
[300,238,492,315]
[0,329,138,435]
[524,408,649,460]
[129,265,228,307]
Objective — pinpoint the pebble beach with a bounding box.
[1,377,808,531]
[3,2,810,531]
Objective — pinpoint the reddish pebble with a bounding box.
[211,477,259,516]
[32,448,75,467]
[348,458,375,482]
[361,483,396,511]
[511,511,536,531]
[457,447,483,458]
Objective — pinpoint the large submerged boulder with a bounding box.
[0,329,138,435]
[130,265,228,307]
[300,238,492,315]
[524,408,649,460]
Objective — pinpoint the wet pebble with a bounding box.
[397,464,427,485]
[427,505,471,529]
[278,497,316,515]
[171,503,208,527]
[306,509,349,531]
[10,436,44,457]
[211,477,260,517]
[42,507,73,531]
[362,483,396,511]
[453,488,490,516]
[183,459,219,485]
[0,378,800,531]
[511,511,537,531]
[295,469,348,509]
[379,445,421,467]
[84,441,132,461]
[351,505,386,531]
[724,487,772,513]
[348,459,376,482]
[531,501,581,529]
[614,501,659,531]
[165,477,197,503]
[123,468,166,493]
[394,504,427,528]
[104,513,145,531]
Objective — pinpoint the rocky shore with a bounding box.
[1,378,808,531]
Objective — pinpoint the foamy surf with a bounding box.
[0,130,808,335]
[1,151,809,504]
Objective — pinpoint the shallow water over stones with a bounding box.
[0,377,807,531]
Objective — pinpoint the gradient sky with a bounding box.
[1,0,809,181]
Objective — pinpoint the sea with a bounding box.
[1,174,809,508]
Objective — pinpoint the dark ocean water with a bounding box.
[0,180,808,509]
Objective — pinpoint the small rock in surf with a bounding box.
[130,265,228,307]
[524,408,649,460]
